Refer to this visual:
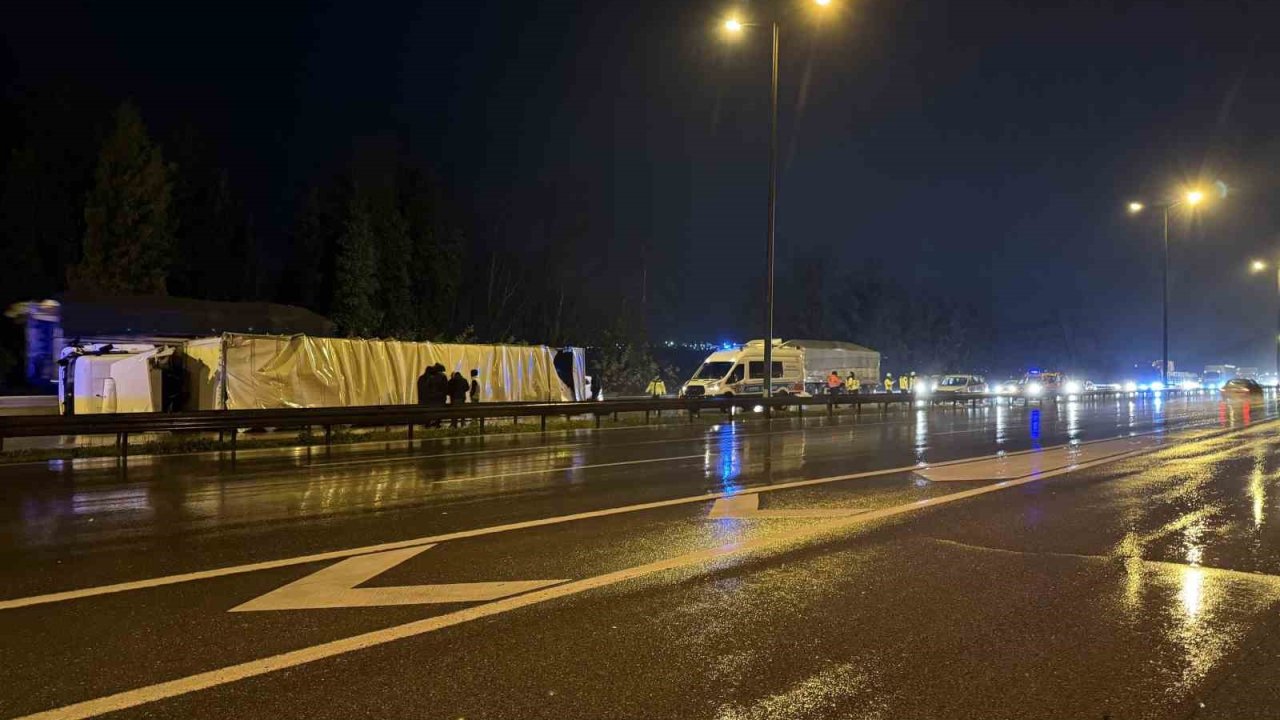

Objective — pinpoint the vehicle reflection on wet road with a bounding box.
[3,393,1280,719]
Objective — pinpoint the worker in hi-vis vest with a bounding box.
[645,375,667,398]
[884,374,895,393]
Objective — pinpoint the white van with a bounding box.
[679,341,806,398]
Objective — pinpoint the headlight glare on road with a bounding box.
[1026,382,1043,396]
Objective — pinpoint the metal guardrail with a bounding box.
[0,388,1210,459]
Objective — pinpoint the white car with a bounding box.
[931,374,988,394]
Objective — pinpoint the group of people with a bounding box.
[883,372,918,394]
[825,371,862,394]
[416,365,480,427]
[821,370,920,394]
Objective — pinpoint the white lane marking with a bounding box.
[229,546,566,612]
[916,436,1161,482]
[1,423,1265,612]
[13,444,1155,720]
[707,493,867,519]
[0,461,921,611]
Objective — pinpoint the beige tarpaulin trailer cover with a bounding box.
[194,333,576,410]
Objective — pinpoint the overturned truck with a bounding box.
[61,333,587,414]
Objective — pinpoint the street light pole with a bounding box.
[1265,261,1280,383]
[1129,190,1205,388]
[1162,204,1169,388]
[763,20,779,404]
[725,4,834,405]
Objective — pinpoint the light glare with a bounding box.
[1252,260,1267,273]
[1128,201,1144,214]
[725,18,743,32]
[1186,190,1204,206]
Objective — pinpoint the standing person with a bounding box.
[646,375,667,398]
[899,373,911,394]
[884,374,895,394]
[447,371,469,427]
[425,364,449,427]
[469,369,481,403]
[416,365,432,406]
[845,372,860,393]
[826,370,843,395]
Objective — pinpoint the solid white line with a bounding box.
[12,445,1155,720]
[3,420,1269,612]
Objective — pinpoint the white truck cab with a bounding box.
[680,341,806,398]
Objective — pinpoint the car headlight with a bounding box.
[1123,381,1138,393]
[1026,382,1043,396]
[1064,381,1082,395]
[1150,381,1165,392]
[707,384,719,393]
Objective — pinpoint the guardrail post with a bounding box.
[827,398,834,416]
[540,415,546,432]
[596,414,602,429]
[325,425,332,447]
[407,423,414,441]
[479,417,485,431]
[120,432,128,463]
[230,427,237,458]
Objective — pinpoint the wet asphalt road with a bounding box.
[3,394,1280,719]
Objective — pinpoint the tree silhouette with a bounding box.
[68,102,173,295]
[330,192,381,337]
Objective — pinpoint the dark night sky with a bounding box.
[3,0,1279,377]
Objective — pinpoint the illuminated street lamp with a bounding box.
[721,0,834,404]
[1249,259,1280,380]
[1127,188,1213,386]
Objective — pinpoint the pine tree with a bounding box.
[375,203,415,338]
[400,166,461,338]
[68,102,173,295]
[331,193,381,337]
